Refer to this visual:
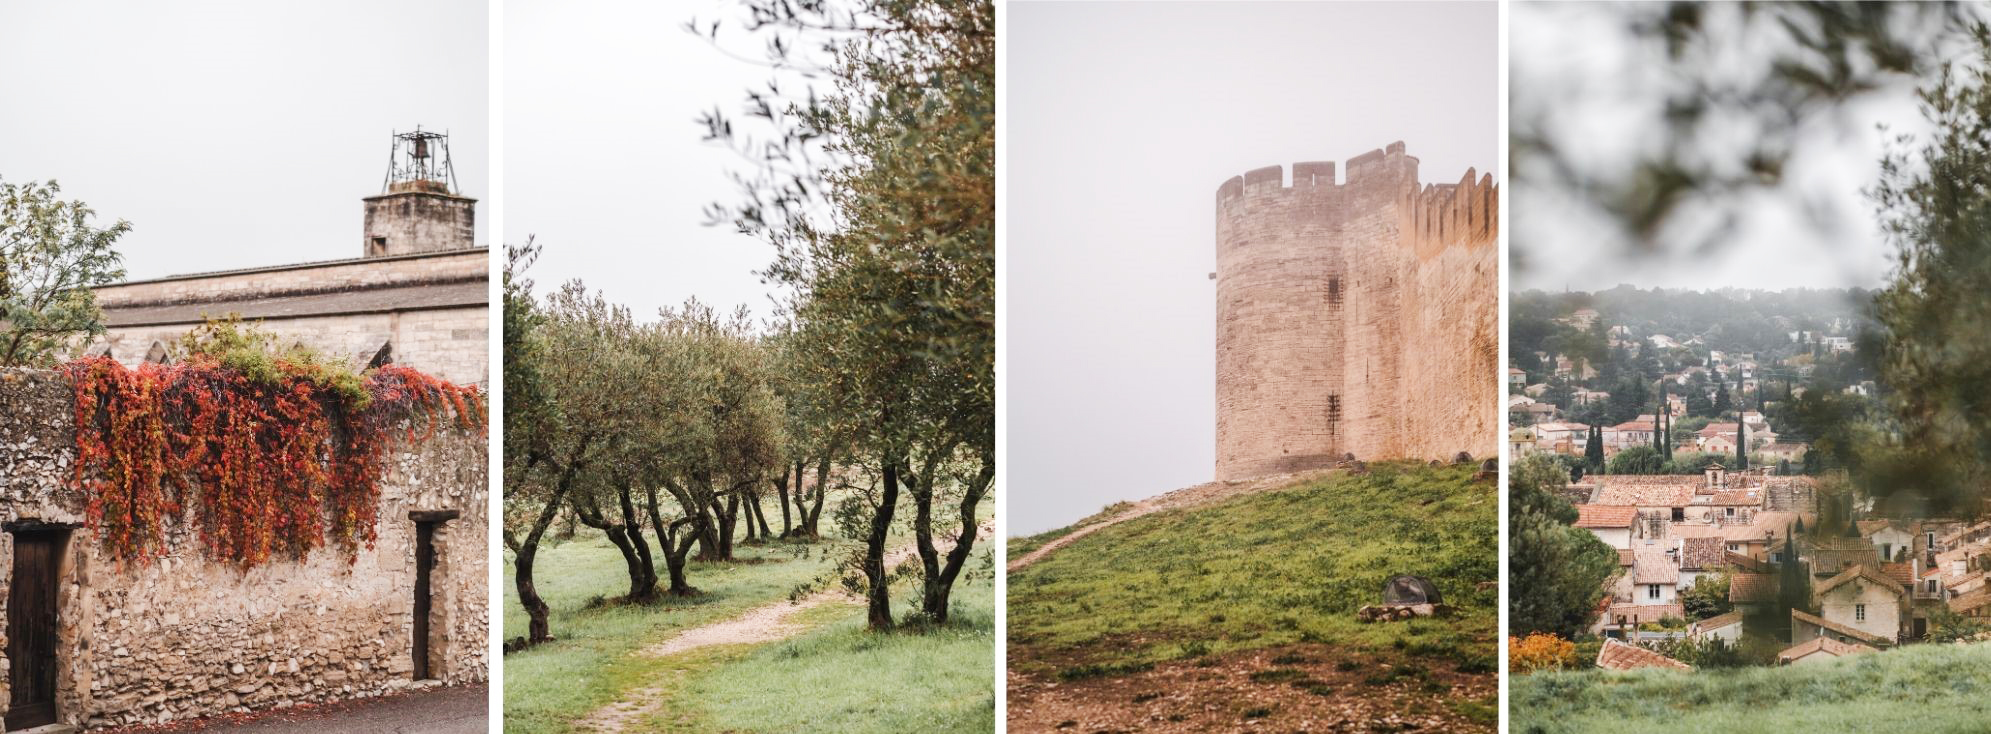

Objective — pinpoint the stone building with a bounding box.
[86,129,488,387]
[0,369,487,731]
[1213,142,1498,481]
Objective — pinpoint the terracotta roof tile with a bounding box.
[1778,637,1876,664]
[1680,537,1727,571]
[1596,638,1692,671]
[1591,477,1699,507]
[1633,548,1679,585]
[1952,588,1991,614]
[1575,505,1638,528]
[1691,610,1744,634]
[1815,564,1905,599]
[1729,573,1778,603]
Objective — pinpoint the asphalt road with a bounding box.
[104,682,488,734]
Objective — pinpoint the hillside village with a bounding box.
[1511,289,1991,671]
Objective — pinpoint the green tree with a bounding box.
[0,178,130,365]
[1679,570,1733,620]
[1585,424,1606,472]
[1608,445,1665,475]
[1736,419,1748,469]
[1927,606,1991,644]
[1869,24,1991,515]
[1509,455,1619,639]
[703,0,994,630]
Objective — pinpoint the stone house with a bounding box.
[1532,422,1589,455]
[0,370,487,730]
[1687,610,1743,645]
[1676,536,1728,590]
[1859,520,1917,564]
[1631,546,1678,605]
[1575,506,1636,550]
[1758,442,1808,463]
[1603,419,1655,453]
[1806,565,1907,645]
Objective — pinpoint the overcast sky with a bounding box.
[0,0,488,281]
[1509,1,1935,293]
[1007,1,1498,536]
[506,0,785,321]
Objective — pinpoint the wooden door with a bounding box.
[412,521,435,680]
[6,531,62,731]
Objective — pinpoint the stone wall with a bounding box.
[92,250,486,308]
[362,192,476,257]
[99,307,488,390]
[89,249,489,388]
[0,369,487,730]
[1214,142,1498,481]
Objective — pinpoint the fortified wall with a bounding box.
[0,369,488,731]
[1214,142,1498,481]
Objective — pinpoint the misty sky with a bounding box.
[1007,1,1498,536]
[0,1,488,281]
[505,0,787,322]
[1509,1,1932,293]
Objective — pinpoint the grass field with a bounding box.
[500,535,832,733]
[653,566,996,732]
[1510,642,1991,734]
[502,505,994,734]
[1007,461,1499,679]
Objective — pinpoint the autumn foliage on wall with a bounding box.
[64,354,482,567]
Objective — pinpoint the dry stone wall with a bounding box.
[0,369,487,731]
[1214,142,1498,481]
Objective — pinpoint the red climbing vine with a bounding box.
[64,356,484,567]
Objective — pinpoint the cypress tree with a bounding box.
[1737,419,1749,470]
[1586,425,1605,472]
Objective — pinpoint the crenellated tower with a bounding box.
[1214,142,1497,481]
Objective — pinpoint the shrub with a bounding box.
[1509,632,1579,673]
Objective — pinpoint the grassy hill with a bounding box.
[1007,462,1497,729]
[1510,642,1991,734]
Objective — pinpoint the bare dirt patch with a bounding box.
[1007,644,1495,734]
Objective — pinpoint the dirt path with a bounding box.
[1007,470,1331,572]
[577,520,996,733]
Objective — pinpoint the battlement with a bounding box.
[1213,140,1498,481]
[1405,167,1498,260]
[1215,141,1420,204]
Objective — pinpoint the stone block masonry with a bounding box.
[89,249,489,388]
[1214,142,1498,481]
[0,369,487,730]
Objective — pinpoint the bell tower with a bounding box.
[362,127,476,257]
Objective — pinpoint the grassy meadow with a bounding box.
[1510,643,1991,734]
[654,571,996,732]
[1006,461,1499,679]
[502,503,994,734]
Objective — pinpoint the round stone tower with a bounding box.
[1214,142,1498,481]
